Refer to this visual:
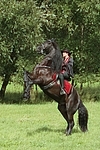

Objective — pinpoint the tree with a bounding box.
[0,0,44,99]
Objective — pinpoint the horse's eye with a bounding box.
[48,41,51,45]
[47,39,51,43]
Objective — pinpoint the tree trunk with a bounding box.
[0,74,11,99]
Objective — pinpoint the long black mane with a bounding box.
[48,40,62,73]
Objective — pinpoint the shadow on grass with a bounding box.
[1,91,53,104]
[0,92,23,104]
[27,126,80,136]
[0,93,42,104]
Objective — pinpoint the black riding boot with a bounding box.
[58,73,66,95]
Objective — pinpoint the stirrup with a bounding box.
[60,89,66,95]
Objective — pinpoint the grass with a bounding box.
[0,102,100,150]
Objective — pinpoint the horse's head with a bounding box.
[36,39,54,55]
[36,39,62,73]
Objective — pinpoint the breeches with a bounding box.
[59,71,70,80]
[58,71,70,88]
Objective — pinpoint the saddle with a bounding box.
[52,73,72,94]
[63,80,72,94]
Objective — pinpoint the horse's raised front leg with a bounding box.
[23,70,43,99]
[23,81,33,99]
[23,71,34,99]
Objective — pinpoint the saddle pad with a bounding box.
[52,73,58,80]
[64,80,72,94]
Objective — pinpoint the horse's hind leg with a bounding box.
[58,104,75,135]
[58,103,68,120]
[66,113,74,135]
[58,104,69,132]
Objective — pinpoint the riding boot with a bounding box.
[59,73,66,95]
[60,88,66,95]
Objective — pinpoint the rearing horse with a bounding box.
[23,39,88,135]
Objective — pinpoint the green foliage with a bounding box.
[0,0,45,98]
[0,0,44,74]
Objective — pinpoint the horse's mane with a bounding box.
[50,40,62,73]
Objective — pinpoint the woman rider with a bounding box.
[59,49,74,95]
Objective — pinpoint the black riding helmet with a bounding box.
[61,49,72,56]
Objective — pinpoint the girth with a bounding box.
[41,80,56,90]
[40,74,58,90]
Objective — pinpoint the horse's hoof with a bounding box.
[23,98,29,102]
[65,129,72,136]
[66,132,71,136]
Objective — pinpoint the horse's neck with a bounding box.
[39,47,56,66]
[39,57,51,66]
[37,46,62,74]
[46,47,55,58]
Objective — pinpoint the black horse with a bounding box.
[23,39,88,135]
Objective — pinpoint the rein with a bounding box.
[38,66,51,69]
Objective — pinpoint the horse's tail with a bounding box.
[78,100,88,132]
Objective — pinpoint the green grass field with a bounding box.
[0,102,100,150]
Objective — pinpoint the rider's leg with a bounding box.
[63,71,71,81]
[58,73,66,95]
